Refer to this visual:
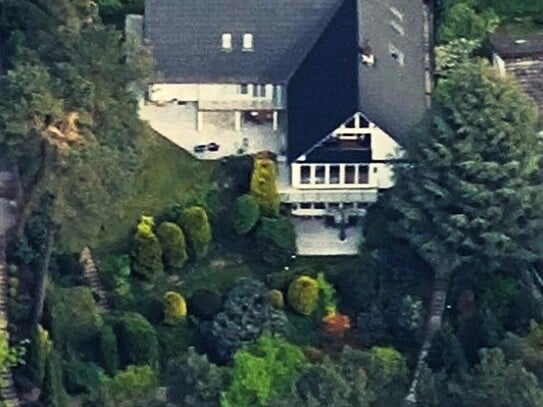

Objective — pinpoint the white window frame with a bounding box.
[222,33,232,50]
[242,33,254,51]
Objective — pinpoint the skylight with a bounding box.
[222,33,232,50]
[242,33,254,51]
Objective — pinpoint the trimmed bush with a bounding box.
[49,286,103,350]
[255,216,296,265]
[178,206,212,259]
[188,289,223,320]
[233,194,260,235]
[131,215,164,279]
[250,158,280,217]
[268,289,284,309]
[99,324,119,375]
[288,276,319,315]
[40,350,68,407]
[113,312,159,369]
[157,221,188,271]
[164,291,187,325]
[27,325,52,386]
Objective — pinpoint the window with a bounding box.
[300,166,311,184]
[242,33,253,50]
[358,165,369,184]
[222,33,232,50]
[389,43,405,66]
[345,165,356,184]
[240,84,248,94]
[253,84,266,97]
[330,165,340,184]
[315,166,325,184]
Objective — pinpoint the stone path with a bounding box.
[80,247,110,310]
[404,277,449,405]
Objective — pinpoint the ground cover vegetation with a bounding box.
[1,0,543,406]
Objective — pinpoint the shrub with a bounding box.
[131,215,164,280]
[112,312,159,369]
[188,289,223,320]
[27,325,52,386]
[250,158,280,217]
[164,291,187,325]
[96,365,159,407]
[157,222,188,271]
[233,194,260,235]
[63,357,103,394]
[287,276,319,315]
[99,324,119,375]
[208,278,288,362]
[317,272,337,316]
[178,206,212,259]
[49,286,103,350]
[40,350,68,407]
[255,216,296,265]
[268,289,284,309]
[166,347,229,407]
[223,334,307,407]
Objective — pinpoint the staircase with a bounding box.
[79,247,109,309]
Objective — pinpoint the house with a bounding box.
[136,0,432,252]
[489,32,543,116]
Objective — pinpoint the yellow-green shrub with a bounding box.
[287,276,319,315]
[250,158,280,217]
[164,291,187,325]
[132,215,164,279]
[268,289,284,309]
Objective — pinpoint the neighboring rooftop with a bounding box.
[144,0,345,83]
[489,32,543,59]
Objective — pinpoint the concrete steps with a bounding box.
[80,247,110,310]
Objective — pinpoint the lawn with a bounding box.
[97,131,217,252]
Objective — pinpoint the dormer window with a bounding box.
[242,33,253,51]
[222,33,232,50]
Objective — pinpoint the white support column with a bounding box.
[272,111,278,131]
[354,165,359,185]
[197,111,204,131]
[324,164,330,185]
[354,113,360,128]
[339,164,346,185]
[310,164,316,185]
[234,111,241,132]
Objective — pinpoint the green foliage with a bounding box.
[316,272,337,316]
[179,206,212,259]
[480,0,543,17]
[40,350,68,407]
[250,158,280,217]
[233,194,260,235]
[99,324,119,376]
[131,215,164,280]
[96,365,159,407]
[385,59,543,281]
[188,289,223,320]
[268,289,285,309]
[27,325,52,386]
[163,291,187,325]
[166,347,229,407]
[437,0,500,43]
[255,216,296,265]
[112,312,159,369]
[63,357,104,395]
[222,334,307,407]
[287,276,319,315]
[49,286,103,350]
[157,221,188,271]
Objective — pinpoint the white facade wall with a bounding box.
[370,127,402,160]
[148,83,285,103]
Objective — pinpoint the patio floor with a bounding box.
[139,101,284,159]
[292,218,362,256]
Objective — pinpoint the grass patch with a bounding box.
[97,132,217,252]
[180,263,255,296]
[495,17,543,36]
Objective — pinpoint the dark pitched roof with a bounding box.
[144,0,345,83]
[489,33,543,59]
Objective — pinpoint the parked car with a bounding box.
[193,144,207,153]
[207,142,220,152]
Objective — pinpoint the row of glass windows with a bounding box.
[300,165,370,185]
